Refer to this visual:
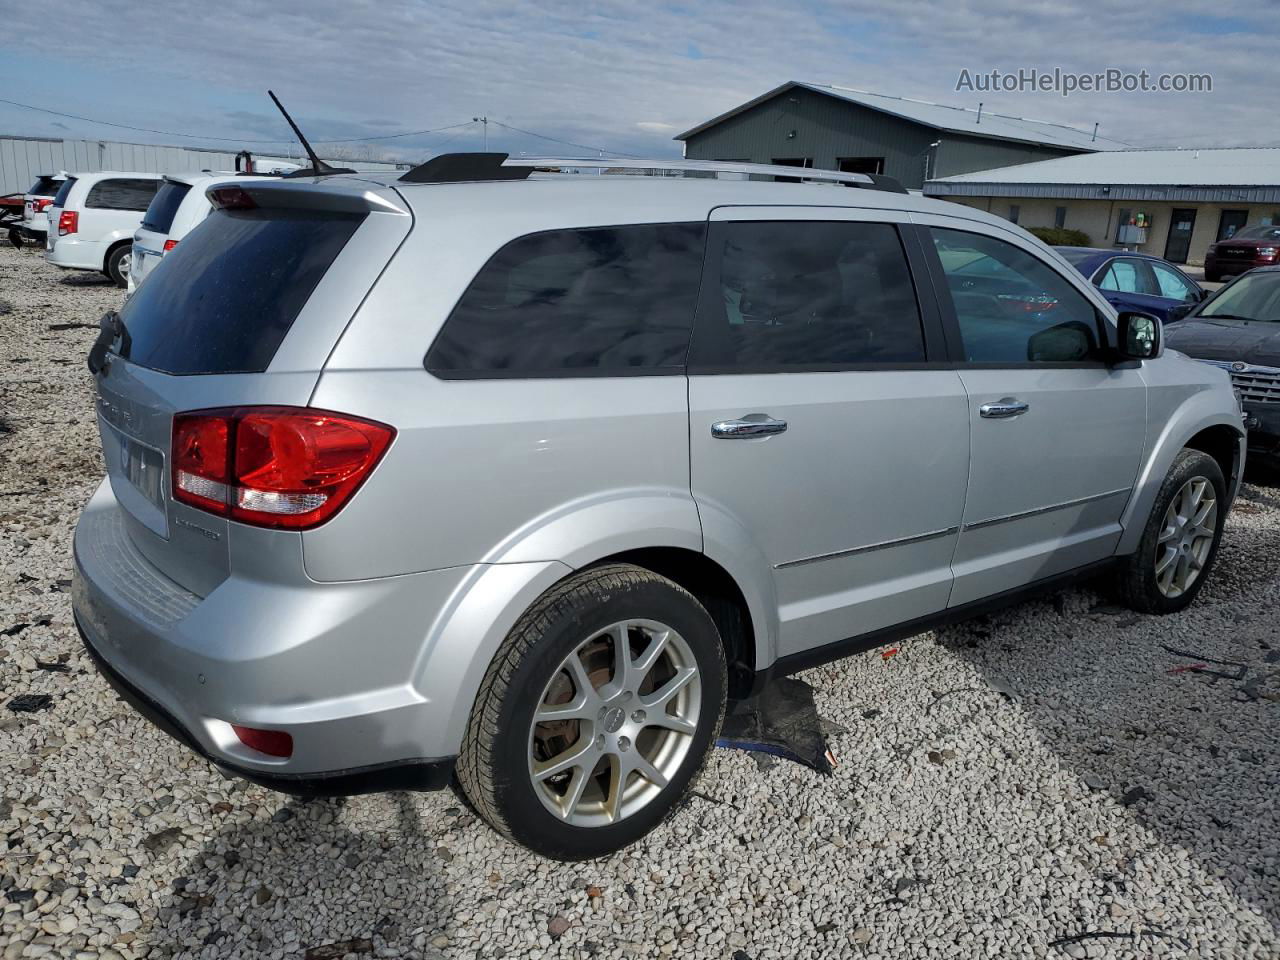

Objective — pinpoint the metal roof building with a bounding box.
[924,148,1280,266]
[0,135,405,197]
[676,81,1123,191]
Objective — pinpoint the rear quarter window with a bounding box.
[140,181,192,233]
[117,209,365,375]
[426,223,706,377]
[85,178,160,212]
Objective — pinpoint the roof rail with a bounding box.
[505,157,908,192]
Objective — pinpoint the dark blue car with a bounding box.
[1055,247,1208,323]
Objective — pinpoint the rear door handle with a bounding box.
[979,397,1029,419]
[711,414,788,439]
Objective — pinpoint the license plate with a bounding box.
[122,437,165,509]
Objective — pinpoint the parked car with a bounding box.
[72,157,1244,860]
[1056,246,1207,323]
[1164,265,1280,469]
[1204,225,1280,282]
[8,172,68,246]
[129,172,283,294]
[46,172,163,287]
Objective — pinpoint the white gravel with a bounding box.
[1,243,1278,960]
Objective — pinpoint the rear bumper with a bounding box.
[77,615,454,796]
[46,236,101,271]
[71,478,476,793]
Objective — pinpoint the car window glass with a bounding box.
[688,220,925,369]
[1200,273,1280,323]
[1150,263,1198,302]
[932,227,1102,363]
[85,178,160,212]
[1099,260,1147,294]
[52,178,76,207]
[426,223,706,376]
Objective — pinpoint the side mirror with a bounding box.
[1196,286,1211,302]
[1116,311,1161,360]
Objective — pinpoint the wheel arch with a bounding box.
[103,236,132,273]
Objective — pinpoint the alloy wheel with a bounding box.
[1155,476,1217,598]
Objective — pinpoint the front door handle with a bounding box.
[979,397,1029,419]
[711,414,788,439]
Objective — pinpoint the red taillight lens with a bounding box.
[34,197,52,212]
[171,407,394,530]
[208,186,256,210]
[58,210,78,236]
[162,238,179,252]
[231,725,293,758]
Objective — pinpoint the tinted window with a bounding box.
[28,176,62,197]
[117,209,364,375]
[688,220,925,369]
[1233,225,1280,242]
[426,224,705,377]
[85,178,160,211]
[932,228,1102,363]
[52,177,76,207]
[1200,272,1280,323]
[140,181,192,233]
[1150,262,1199,302]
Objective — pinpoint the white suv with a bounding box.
[46,172,162,287]
[129,172,282,294]
[19,172,68,244]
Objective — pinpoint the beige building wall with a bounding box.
[936,195,1280,266]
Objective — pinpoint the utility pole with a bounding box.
[473,116,488,151]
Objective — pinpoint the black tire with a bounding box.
[105,243,131,288]
[1117,449,1226,614]
[456,563,727,860]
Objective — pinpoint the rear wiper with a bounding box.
[87,310,129,375]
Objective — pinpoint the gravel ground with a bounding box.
[1,243,1278,960]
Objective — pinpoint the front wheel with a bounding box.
[456,564,727,860]
[105,243,131,288]
[1117,449,1226,613]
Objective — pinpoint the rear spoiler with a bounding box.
[204,181,408,216]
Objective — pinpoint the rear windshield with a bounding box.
[117,209,365,375]
[140,181,192,233]
[28,176,62,197]
[1054,248,1095,266]
[52,177,76,207]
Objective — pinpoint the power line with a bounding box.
[0,96,472,145]
[486,120,641,158]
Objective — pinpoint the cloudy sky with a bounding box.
[1,1,1274,162]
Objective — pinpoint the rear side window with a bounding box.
[426,223,706,377]
[52,177,76,207]
[140,181,192,233]
[28,176,62,196]
[85,178,160,211]
[117,209,364,375]
[688,220,926,370]
[1098,259,1157,296]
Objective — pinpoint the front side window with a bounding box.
[426,223,705,377]
[85,178,160,212]
[932,227,1103,364]
[1150,262,1199,302]
[688,220,926,370]
[1098,258,1157,296]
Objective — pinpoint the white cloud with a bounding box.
[0,0,1274,160]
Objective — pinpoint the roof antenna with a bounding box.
[1092,122,1099,142]
[976,102,983,124]
[267,90,355,177]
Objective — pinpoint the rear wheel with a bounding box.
[456,564,726,860]
[1117,449,1226,613]
[105,243,131,288]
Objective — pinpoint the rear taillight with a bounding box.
[172,407,394,530]
[57,211,78,236]
[162,238,179,252]
[34,198,52,212]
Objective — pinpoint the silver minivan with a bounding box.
[72,157,1245,859]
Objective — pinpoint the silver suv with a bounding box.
[72,156,1244,860]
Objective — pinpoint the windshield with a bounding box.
[1230,225,1280,242]
[51,177,76,207]
[1200,272,1280,323]
[140,180,192,233]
